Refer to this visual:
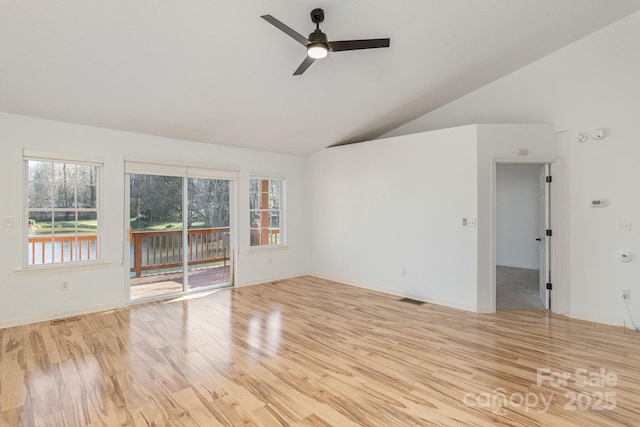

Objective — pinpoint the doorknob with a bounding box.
[536,238,541,241]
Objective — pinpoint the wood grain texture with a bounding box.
[1,276,639,426]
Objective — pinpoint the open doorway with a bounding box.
[495,163,550,310]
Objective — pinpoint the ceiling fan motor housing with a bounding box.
[310,8,325,24]
[308,29,328,45]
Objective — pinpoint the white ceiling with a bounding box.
[1,1,640,155]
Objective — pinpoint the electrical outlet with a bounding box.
[622,289,630,299]
[401,268,407,276]
[618,222,632,232]
[61,281,70,291]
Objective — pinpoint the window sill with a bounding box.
[14,261,111,277]
[246,245,290,254]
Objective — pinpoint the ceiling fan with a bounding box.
[261,8,390,75]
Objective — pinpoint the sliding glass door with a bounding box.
[129,173,184,300]
[186,178,231,292]
[127,171,234,302]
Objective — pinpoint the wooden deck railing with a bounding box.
[250,228,281,246]
[28,227,278,273]
[130,227,230,278]
[28,234,98,264]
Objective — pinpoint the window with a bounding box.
[25,158,101,266]
[249,178,283,247]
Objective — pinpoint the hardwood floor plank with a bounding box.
[2,276,640,426]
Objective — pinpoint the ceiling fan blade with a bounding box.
[293,56,315,75]
[328,38,390,52]
[261,15,309,46]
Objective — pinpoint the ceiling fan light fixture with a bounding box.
[307,42,328,59]
[261,8,390,75]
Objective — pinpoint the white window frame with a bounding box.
[249,176,285,248]
[23,150,103,269]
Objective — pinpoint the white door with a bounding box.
[538,164,551,309]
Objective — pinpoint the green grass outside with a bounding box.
[130,219,214,231]
[31,219,97,235]
[31,218,223,235]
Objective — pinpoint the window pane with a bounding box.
[270,180,282,195]
[261,192,270,209]
[27,212,52,265]
[259,210,269,226]
[250,210,259,226]
[28,211,52,236]
[54,212,77,235]
[53,183,75,208]
[269,191,280,209]
[212,180,230,227]
[77,164,97,186]
[188,178,230,228]
[76,185,97,208]
[77,211,98,233]
[53,162,76,184]
[130,174,182,231]
[269,212,280,228]
[249,179,259,193]
[28,161,52,183]
[28,182,52,208]
[249,192,260,210]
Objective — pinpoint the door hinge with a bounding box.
[546,229,552,236]
[546,283,553,290]
[546,176,552,183]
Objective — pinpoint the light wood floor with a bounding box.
[1,276,639,426]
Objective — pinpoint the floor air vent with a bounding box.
[398,297,426,305]
[50,316,81,325]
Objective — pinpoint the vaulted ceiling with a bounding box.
[2,1,640,155]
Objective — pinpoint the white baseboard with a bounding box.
[0,273,310,329]
[308,273,479,313]
[0,302,124,330]
[567,312,623,328]
[235,272,309,288]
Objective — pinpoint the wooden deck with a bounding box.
[130,265,231,300]
[2,276,640,426]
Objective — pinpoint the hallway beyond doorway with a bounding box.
[496,265,545,310]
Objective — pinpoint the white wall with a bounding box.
[307,123,558,313]
[383,12,640,326]
[308,126,479,311]
[0,113,308,328]
[496,164,541,269]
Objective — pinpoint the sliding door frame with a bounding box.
[124,159,238,304]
